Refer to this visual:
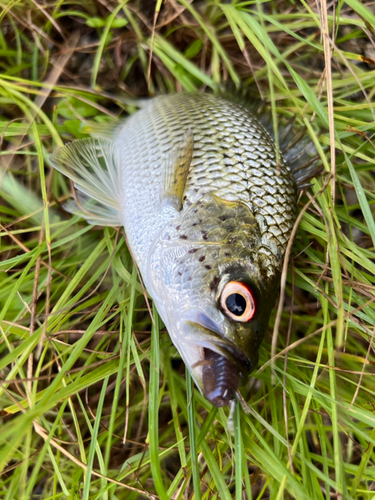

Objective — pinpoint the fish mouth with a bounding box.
[179,313,252,407]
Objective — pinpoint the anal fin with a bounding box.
[160,129,194,212]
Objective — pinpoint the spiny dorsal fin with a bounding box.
[160,129,194,212]
[50,138,122,226]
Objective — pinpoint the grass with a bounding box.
[1,0,375,498]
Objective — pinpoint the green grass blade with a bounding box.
[148,304,168,500]
[186,371,201,500]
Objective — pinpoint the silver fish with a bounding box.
[50,92,316,407]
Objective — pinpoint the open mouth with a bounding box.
[179,315,252,407]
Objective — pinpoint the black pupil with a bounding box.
[225,293,247,316]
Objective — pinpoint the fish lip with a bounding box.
[180,313,252,406]
[190,311,224,337]
[181,312,252,375]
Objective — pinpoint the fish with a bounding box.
[50,92,318,407]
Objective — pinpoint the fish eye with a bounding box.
[220,281,255,322]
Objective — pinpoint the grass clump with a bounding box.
[1,1,375,499]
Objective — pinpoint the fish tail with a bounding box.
[50,138,123,226]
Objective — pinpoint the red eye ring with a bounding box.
[220,281,256,322]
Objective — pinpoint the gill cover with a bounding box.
[148,192,281,405]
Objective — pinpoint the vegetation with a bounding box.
[1,0,375,498]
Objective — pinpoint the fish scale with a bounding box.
[50,91,314,407]
[117,93,297,280]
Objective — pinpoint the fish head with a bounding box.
[148,194,283,407]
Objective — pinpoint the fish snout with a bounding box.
[181,313,253,407]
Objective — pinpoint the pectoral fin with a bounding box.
[160,129,194,212]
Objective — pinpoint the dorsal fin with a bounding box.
[160,129,194,212]
[50,138,122,226]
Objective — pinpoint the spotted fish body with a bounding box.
[51,92,312,407]
[119,93,297,278]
